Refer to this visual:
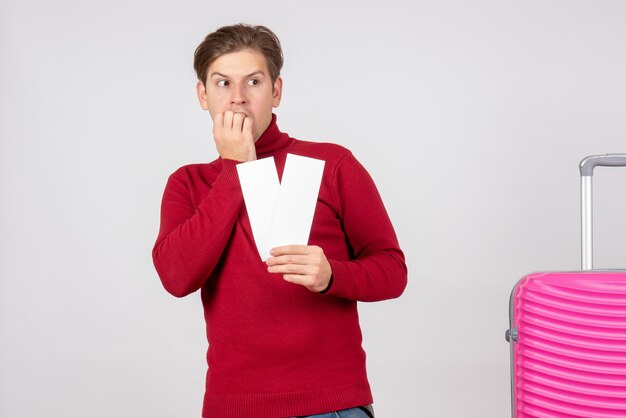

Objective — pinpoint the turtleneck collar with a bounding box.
[253,113,294,157]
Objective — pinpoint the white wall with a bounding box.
[1,1,626,417]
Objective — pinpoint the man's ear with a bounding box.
[196,80,209,110]
[272,76,283,108]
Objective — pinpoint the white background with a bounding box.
[1,1,626,417]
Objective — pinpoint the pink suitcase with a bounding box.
[506,154,626,417]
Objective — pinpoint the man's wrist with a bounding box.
[319,275,333,294]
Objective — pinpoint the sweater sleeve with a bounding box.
[152,159,244,297]
[325,152,408,302]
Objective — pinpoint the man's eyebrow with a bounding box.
[244,70,265,78]
[210,70,266,78]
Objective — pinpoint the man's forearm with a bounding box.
[152,161,243,297]
[326,248,407,301]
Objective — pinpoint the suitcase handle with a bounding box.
[579,154,626,270]
[580,154,626,176]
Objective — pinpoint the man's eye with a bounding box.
[217,80,229,87]
[248,79,259,86]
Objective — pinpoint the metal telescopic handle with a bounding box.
[579,154,626,270]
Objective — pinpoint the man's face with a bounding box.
[196,48,282,141]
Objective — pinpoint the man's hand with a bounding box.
[266,245,332,293]
[213,111,256,162]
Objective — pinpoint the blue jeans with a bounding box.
[297,406,373,418]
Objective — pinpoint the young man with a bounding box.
[152,24,407,418]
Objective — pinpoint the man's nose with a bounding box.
[231,85,246,105]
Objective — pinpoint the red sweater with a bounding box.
[152,114,407,418]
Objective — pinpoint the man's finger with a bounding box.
[224,111,234,129]
[281,274,324,292]
[214,112,224,132]
[270,245,310,256]
[281,274,308,286]
[266,254,309,266]
[268,263,313,275]
[233,112,245,131]
[242,115,252,134]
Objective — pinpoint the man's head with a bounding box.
[194,24,283,141]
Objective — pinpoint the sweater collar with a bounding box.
[254,113,294,157]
